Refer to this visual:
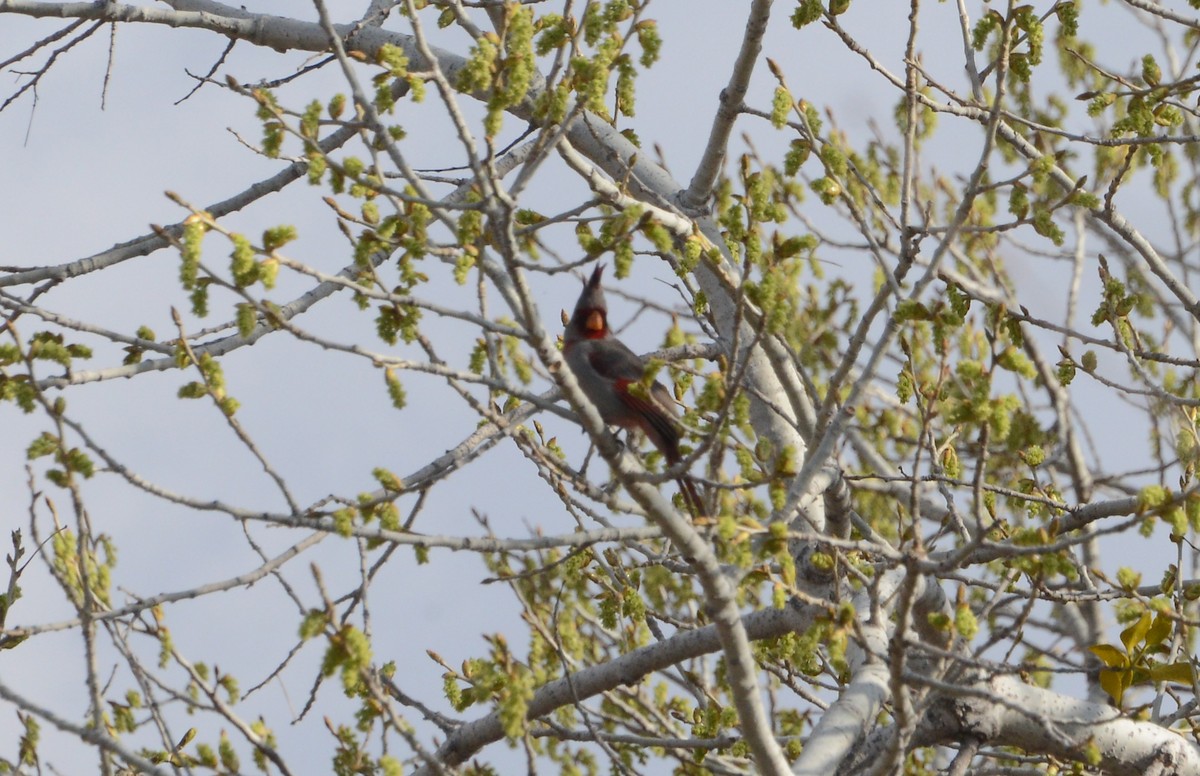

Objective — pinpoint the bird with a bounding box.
[562,264,702,515]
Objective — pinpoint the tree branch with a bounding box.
[681,0,774,212]
[416,604,813,773]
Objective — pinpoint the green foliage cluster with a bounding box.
[0,332,91,412]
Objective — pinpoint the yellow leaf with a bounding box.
[1145,613,1173,648]
[1097,668,1129,706]
[1088,644,1128,669]
[1149,661,1194,685]
[1120,612,1152,654]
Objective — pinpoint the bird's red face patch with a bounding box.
[583,309,606,337]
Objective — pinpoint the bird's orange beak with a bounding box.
[585,310,605,334]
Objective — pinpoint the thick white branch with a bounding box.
[936,675,1200,776]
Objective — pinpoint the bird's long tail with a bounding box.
[675,475,705,520]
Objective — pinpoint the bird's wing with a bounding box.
[586,340,678,416]
[585,339,647,382]
[587,340,681,460]
[624,389,681,461]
